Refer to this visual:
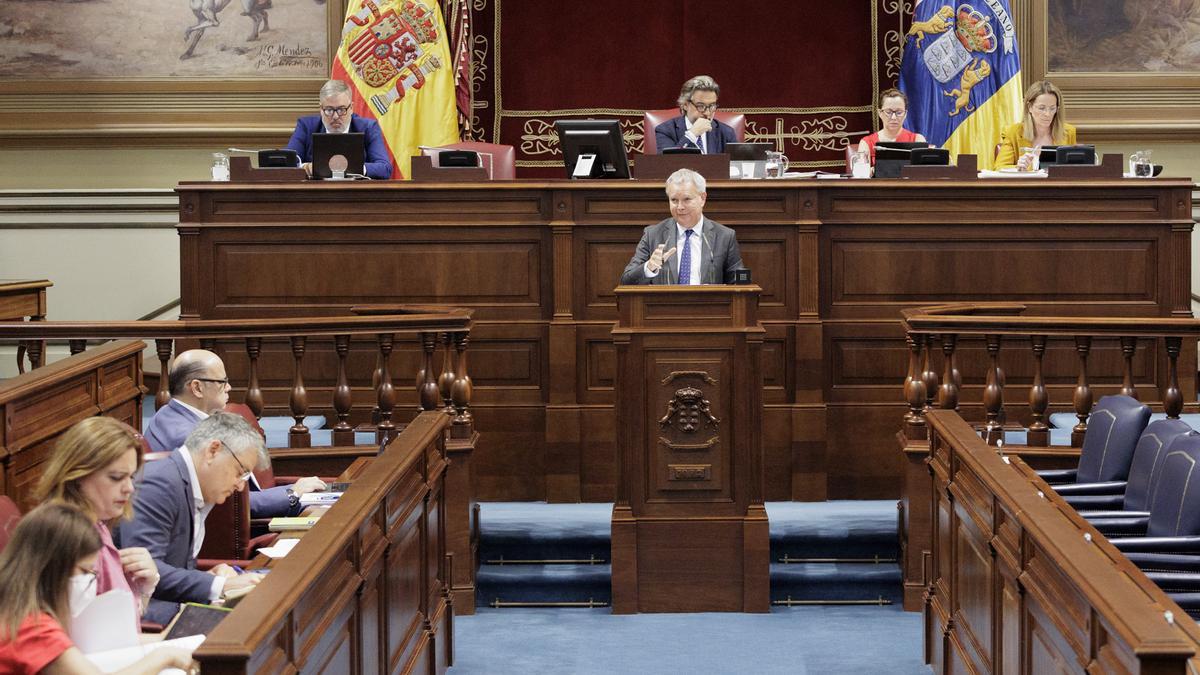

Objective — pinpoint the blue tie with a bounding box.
[677,229,693,285]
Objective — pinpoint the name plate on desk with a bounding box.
[634,153,730,181]
[228,156,307,182]
[410,155,490,182]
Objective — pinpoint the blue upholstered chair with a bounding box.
[1037,395,1150,486]
[1060,419,1194,515]
[1107,433,1200,552]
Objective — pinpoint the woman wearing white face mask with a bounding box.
[36,418,160,626]
[0,503,194,674]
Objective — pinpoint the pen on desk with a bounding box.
[232,565,244,574]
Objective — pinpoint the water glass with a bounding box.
[211,152,230,182]
[851,151,871,178]
[765,151,790,178]
[1133,149,1153,177]
[1020,146,1040,172]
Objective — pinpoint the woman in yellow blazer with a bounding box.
[994,80,1077,170]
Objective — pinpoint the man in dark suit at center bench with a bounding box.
[654,74,737,155]
[620,168,744,286]
[285,78,395,179]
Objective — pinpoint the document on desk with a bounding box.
[85,634,205,674]
[259,537,302,558]
[269,515,321,531]
[299,491,343,507]
[70,589,139,653]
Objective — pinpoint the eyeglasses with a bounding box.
[321,105,352,117]
[221,442,253,483]
[880,109,907,119]
[196,377,229,386]
[688,100,719,113]
[1031,105,1058,115]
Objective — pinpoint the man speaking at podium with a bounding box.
[620,168,744,285]
[285,79,394,179]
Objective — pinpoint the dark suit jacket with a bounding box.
[143,399,294,517]
[285,114,395,179]
[620,217,744,285]
[654,115,737,154]
[119,450,212,625]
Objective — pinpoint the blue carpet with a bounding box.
[475,501,904,608]
[451,605,928,674]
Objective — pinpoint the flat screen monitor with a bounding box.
[910,148,949,166]
[312,132,365,180]
[727,142,771,161]
[554,119,630,179]
[1037,146,1059,166]
[874,141,928,178]
[1055,144,1096,165]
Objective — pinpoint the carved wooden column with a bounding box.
[1072,335,1093,447]
[154,339,173,409]
[443,329,478,615]
[332,334,354,446]
[376,333,396,444]
[244,337,263,418]
[611,285,768,613]
[288,335,310,448]
[1027,335,1049,447]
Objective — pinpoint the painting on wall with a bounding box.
[0,0,329,78]
[1048,0,1200,72]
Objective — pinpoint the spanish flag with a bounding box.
[333,0,460,178]
[899,0,1023,170]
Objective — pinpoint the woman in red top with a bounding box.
[36,418,159,625]
[857,88,928,165]
[0,503,193,674]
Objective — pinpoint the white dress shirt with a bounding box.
[177,447,224,600]
[684,117,708,154]
[643,219,705,284]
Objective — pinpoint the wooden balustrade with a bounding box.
[0,306,483,614]
[195,411,454,674]
[897,302,1200,612]
[923,409,1198,674]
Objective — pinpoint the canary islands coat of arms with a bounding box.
[905,2,1016,116]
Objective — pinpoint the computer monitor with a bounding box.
[1055,144,1096,166]
[874,141,928,178]
[258,149,300,168]
[1037,146,1059,167]
[312,132,365,180]
[910,148,949,166]
[554,119,630,179]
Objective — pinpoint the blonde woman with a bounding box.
[995,80,1077,170]
[36,417,159,625]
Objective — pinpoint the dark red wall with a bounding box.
[459,1,910,177]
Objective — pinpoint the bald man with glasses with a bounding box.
[654,75,737,155]
[284,79,395,179]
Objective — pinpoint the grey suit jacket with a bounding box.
[119,450,213,625]
[619,217,744,285]
[144,398,295,517]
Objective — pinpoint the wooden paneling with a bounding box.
[195,411,453,675]
[176,179,1193,502]
[922,409,1200,674]
[0,340,144,509]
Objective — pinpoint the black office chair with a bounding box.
[1061,419,1194,516]
[1107,433,1200,552]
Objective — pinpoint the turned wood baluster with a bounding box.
[921,334,939,411]
[1071,335,1093,447]
[438,332,457,412]
[376,333,397,444]
[451,332,474,433]
[244,337,263,418]
[1120,336,1138,398]
[903,333,927,434]
[1165,336,1183,419]
[419,332,440,411]
[983,334,1004,445]
[154,339,173,409]
[200,338,216,351]
[938,334,959,410]
[69,339,86,355]
[288,335,311,448]
[332,334,354,445]
[1027,335,1049,446]
[25,339,43,370]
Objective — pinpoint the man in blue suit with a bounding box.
[620,169,744,285]
[144,349,326,517]
[121,413,268,624]
[654,75,737,155]
[285,79,395,179]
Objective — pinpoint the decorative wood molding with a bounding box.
[0,190,179,228]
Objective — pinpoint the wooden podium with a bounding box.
[610,285,769,613]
